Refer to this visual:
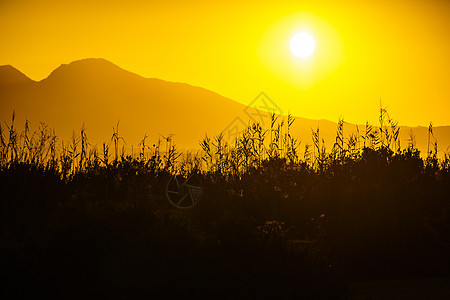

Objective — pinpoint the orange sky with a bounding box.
[1,0,449,126]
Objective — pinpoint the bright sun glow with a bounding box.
[259,12,343,90]
[290,32,316,58]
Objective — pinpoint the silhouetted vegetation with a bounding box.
[1,109,450,298]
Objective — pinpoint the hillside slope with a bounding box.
[1,58,449,154]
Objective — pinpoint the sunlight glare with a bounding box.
[290,32,316,58]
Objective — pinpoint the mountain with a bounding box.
[0,65,34,86]
[1,58,449,155]
[0,58,249,150]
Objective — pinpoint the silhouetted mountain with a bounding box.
[1,58,449,154]
[0,59,248,149]
[0,65,34,86]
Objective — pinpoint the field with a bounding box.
[1,111,450,298]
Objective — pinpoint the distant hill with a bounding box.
[0,65,34,86]
[1,58,449,155]
[0,59,248,150]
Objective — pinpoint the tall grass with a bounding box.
[1,109,449,177]
[1,109,450,297]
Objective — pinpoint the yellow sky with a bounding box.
[1,0,449,126]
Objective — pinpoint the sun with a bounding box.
[290,32,316,58]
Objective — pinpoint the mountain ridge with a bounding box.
[0,58,249,149]
[1,58,449,154]
[0,65,35,86]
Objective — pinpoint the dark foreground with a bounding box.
[1,150,450,299]
[1,112,450,298]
